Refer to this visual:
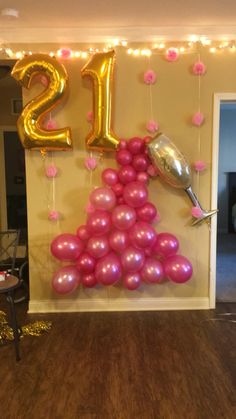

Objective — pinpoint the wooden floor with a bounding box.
[0,303,235,419]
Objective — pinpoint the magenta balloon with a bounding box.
[140,258,164,283]
[136,202,157,222]
[76,252,95,274]
[153,233,179,258]
[137,172,149,184]
[112,205,136,230]
[127,137,145,155]
[52,265,80,294]
[116,149,132,166]
[123,272,141,290]
[163,255,193,283]
[121,246,145,272]
[129,222,157,249]
[132,154,149,172]
[109,229,129,253]
[82,273,97,288]
[90,187,116,211]
[76,225,90,241]
[87,210,111,236]
[123,181,148,208]
[102,168,118,186]
[51,233,84,261]
[87,236,110,259]
[95,253,122,285]
[118,165,137,184]
[112,182,124,197]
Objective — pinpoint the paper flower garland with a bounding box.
[146,120,159,133]
[45,164,58,178]
[48,210,60,221]
[191,206,203,219]
[84,157,98,171]
[192,112,204,126]
[193,160,207,172]
[143,70,157,84]
[192,61,206,75]
[165,48,179,62]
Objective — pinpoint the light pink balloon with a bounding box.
[153,233,179,258]
[140,258,164,283]
[127,137,145,155]
[102,168,118,186]
[87,236,110,259]
[109,230,129,253]
[129,222,157,249]
[90,187,116,211]
[116,149,132,166]
[123,181,148,208]
[123,272,141,290]
[87,210,111,236]
[112,205,136,230]
[52,265,80,294]
[76,252,95,274]
[51,234,84,261]
[132,154,149,172]
[121,246,145,272]
[76,225,90,241]
[137,172,149,184]
[163,255,193,283]
[82,273,97,288]
[118,165,137,184]
[118,139,127,150]
[112,182,124,197]
[95,253,122,285]
[136,202,157,222]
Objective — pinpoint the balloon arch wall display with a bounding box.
[11,50,217,295]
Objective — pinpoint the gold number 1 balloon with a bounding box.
[11,54,72,152]
[147,133,217,226]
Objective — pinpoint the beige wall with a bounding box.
[7,44,236,309]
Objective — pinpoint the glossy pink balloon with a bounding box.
[87,236,110,259]
[52,265,80,294]
[123,272,141,290]
[129,222,157,249]
[102,168,118,186]
[118,165,137,184]
[163,255,193,283]
[137,172,149,184]
[132,154,149,172]
[82,273,97,288]
[95,253,122,285]
[121,246,145,272]
[76,252,95,274]
[76,225,90,241]
[112,205,136,230]
[87,210,111,236]
[153,233,179,258]
[140,258,164,283]
[127,137,145,155]
[123,181,148,208]
[136,202,157,222]
[109,230,129,253]
[90,187,116,211]
[116,149,132,166]
[51,234,84,261]
[112,182,124,197]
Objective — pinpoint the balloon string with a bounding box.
[147,55,154,121]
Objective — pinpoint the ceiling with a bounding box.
[1,0,236,42]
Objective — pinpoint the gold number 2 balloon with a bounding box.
[11,54,72,152]
[148,133,217,226]
[81,50,119,152]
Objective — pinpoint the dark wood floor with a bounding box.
[0,302,235,419]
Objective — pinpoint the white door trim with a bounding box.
[210,93,236,308]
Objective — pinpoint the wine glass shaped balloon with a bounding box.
[147,133,217,226]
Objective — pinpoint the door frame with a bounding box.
[210,93,236,308]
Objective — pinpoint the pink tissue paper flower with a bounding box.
[46,165,58,178]
[191,206,203,219]
[192,61,206,75]
[85,157,97,171]
[193,160,207,172]
[192,112,204,126]
[86,111,93,123]
[46,119,58,130]
[58,48,72,59]
[165,48,179,62]
[48,210,60,221]
[143,70,157,85]
[146,120,159,133]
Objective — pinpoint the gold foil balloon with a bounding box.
[11,54,72,152]
[81,50,119,152]
[148,133,217,226]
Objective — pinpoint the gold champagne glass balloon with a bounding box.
[147,133,217,226]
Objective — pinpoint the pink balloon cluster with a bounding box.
[51,137,193,294]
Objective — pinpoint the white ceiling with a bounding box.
[1,0,236,42]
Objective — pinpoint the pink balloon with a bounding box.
[90,187,116,211]
[112,182,124,197]
[51,234,84,261]
[136,202,157,222]
[116,149,132,166]
[118,139,127,150]
[87,236,110,259]
[52,265,80,294]
[118,165,137,184]
[102,168,118,186]
[109,230,129,253]
[82,273,97,288]
[123,272,141,290]
[127,137,145,155]
[112,205,136,230]
[121,246,145,272]
[163,255,193,283]
[95,253,122,285]
[132,154,149,172]
[129,222,157,249]
[123,181,148,208]
[140,258,164,283]
[76,252,95,274]
[76,225,90,241]
[153,233,179,258]
[137,172,149,184]
[87,210,111,236]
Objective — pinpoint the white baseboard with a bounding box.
[28,297,210,313]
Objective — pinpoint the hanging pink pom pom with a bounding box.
[58,48,72,59]
[86,111,93,123]
[165,48,179,62]
[46,119,58,130]
[191,206,203,219]
[192,112,204,126]
[192,61,206,75]
[146,120,159,133]
[193,160,207,172]
[85,157,97,171]
[46,165,58,178]
[143,70,157,85]
[48,210,60,221]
